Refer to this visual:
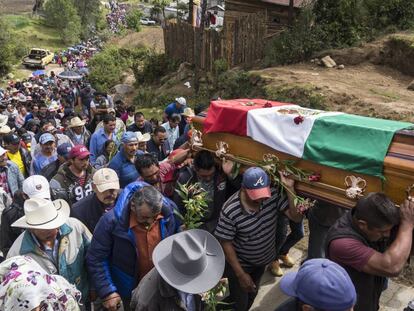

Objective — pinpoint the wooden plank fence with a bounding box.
[163,13,267,71]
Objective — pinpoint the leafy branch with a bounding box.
[258,153,316,214]
[202,279,232,311]
[174,182,209,229]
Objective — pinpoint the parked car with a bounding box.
[140,18,156,25]
[22,48,54,69]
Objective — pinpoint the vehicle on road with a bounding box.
[140,18,156,25]
[22,48,55,69]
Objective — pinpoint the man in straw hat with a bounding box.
[131,229,225,311]
[136,131,151,153]
[66,116,91,146]
[0,175,51,257]
[87,183,180,311]
[7,197,92,304]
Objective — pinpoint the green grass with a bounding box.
[3,14,66,53]
[369,88,401,101]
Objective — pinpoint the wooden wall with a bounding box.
[225,0,300,36]
[163,13,267,71]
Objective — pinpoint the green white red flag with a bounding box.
[203,99,413,178]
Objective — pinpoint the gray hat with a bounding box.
[153,229,225,294]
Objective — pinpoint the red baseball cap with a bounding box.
[69,145,90,159]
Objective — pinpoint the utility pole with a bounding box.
[288,0,294,26]
[188,0,194,24]
[194,0,207,93]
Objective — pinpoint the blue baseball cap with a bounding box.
[242,167,271,200]
[39,133,55,145]
[280,259,356,311]
[57,143,72,159]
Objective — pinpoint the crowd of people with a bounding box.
[0,65,413,311]
[106,1,129,33]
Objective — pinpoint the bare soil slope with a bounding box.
[0,0,33,14]
[109,27,164,52]
[255,62,414,121]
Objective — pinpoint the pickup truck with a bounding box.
[22,48,55,69]
[140,18,156,25]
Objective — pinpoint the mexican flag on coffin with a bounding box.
[203,99,413,178]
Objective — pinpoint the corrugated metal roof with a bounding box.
[260,0,305,8]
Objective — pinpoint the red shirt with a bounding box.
[329,238,376,271]
[129,212,163,280]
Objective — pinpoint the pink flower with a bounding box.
[308,173,321,182]
[294,115,304,125]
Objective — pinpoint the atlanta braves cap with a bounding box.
[242,167,271,200]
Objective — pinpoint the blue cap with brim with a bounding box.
[57,143,72,159]
[39,133,55,144]
[280,258,356,311]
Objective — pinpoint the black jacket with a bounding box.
[0,197,25,257]
[40,159,60,181]
[147,138,170,162]
[127,121,153,134]
[71,193,118,233]
[173,165,241,233]
[326,211,390,311]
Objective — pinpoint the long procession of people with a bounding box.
[0,6,413,308]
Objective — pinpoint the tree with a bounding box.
[152,0,171,24]
[177,1,189,21]
[0,20,14,76]
[72,0,102,38]
[44,0,81,44]
[126,9,143,32]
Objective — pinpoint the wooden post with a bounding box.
[288,0,294,26]
[194,0,208,93]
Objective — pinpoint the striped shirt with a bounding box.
[215,188,288,267]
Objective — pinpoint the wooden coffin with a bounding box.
[192,114,414,209]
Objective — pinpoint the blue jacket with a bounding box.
[3,161,24,196]
[86,181,180,300]
[108,148,142,188]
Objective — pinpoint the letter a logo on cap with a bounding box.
[254,176,265,187]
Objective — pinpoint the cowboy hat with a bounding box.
[0,125,11,135]
[136,132,151,142]
[12,198,70,230]
[181,107,195,118]
[0,115,8,127]
[68,116,86,128]
[153,229,225,294]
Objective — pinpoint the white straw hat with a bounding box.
[12,198,70,230]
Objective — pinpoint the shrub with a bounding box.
[216,70,265,99]
[133,51,179,84]
[0,20,14,76]
[365,0,414,30]
[265,5,327,66]
[126,9,143,32]
[88,46,133,92]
